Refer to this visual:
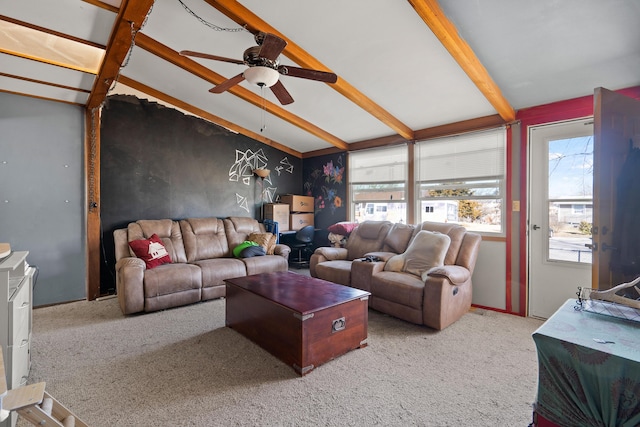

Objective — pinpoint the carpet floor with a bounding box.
[18,291,543,426]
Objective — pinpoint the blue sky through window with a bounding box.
[548,136,593,199]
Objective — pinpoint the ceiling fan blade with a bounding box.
[277,65,337,84]
[270,80,294,105]
[209,73,245,94]
[179,50,244,65]
[257,33,287,61]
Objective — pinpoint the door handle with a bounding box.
[601,243,617,252]
[532,224,540,230]
[585,243,596,250]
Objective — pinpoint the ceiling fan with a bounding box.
[180,32,338,105]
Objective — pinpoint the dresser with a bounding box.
[0,251,34,427]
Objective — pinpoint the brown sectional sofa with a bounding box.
[113,216,290,315]
[310,221,481,330]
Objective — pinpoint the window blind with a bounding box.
[416,128,505,181]
[349,145,407,183]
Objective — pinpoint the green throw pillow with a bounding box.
[233,241,259,258]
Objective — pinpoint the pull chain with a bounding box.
[260,85,267,132]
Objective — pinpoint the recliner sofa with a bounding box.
[310,221,481,330]
[113,216,290,315]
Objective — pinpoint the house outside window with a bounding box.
[415,128,506,234]
[349,145,408,224]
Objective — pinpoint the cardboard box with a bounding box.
[290,213,314,231]
[281,195,314,213]
[264,204,290,231]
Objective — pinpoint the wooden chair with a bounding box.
[0,348,88,427]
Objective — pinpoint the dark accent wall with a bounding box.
[302,152,347,246]
[100,95,302,294]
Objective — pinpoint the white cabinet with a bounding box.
[0,251,34,427]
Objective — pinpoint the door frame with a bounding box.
[517,87,640,315]
[518,95,603,316]
[527,117,593,319]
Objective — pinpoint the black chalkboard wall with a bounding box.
[302,152,348,241]
[100,95,302,294]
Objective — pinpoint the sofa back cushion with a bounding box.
[180,217,229,262]
[223,217,265,257]
[382,222,415,254]
[127,219,187,263]
[416,221,467,266]
[384,230,451,280]
[456,232,482,273]
[128,233,172,269]
[346,221,392,260]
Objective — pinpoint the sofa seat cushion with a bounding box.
[193,258,247,288]
[315,260,353,286]
[241,255,288,276]
[371,271,424,310]
[143,263,201,298]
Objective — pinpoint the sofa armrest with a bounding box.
[115,257,146,314]
[314,247,348,261]
[351,258,387,293]
[426,265,471,285]
[422,266,473,330]
[309,247,348,278]
[274,243,291,259]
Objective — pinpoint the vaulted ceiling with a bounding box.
[1,0,639,157]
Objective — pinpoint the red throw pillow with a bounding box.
[327,222,359,236]
[129,233,172,269]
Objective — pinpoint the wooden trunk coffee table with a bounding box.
[225,271,370,375]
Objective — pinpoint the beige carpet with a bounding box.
[19,292,543,426]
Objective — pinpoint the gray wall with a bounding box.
[0,92,86,306]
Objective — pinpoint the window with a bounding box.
[415,128,506,233]
[350,145,407,224]
[547,134,593,263]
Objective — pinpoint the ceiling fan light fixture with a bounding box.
[244,66,279,88]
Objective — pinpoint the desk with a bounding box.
[278,229,322,241]
[532,299,640,427]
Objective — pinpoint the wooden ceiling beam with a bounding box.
[81,0,119,14]
[204,0,415,141]
[0,72,90,93]
[413,114,505,140]
[304,114,506,158]
[87,0,154,108]
[134,33,348,150]
[117,75,302,158]
[407,0,516,122]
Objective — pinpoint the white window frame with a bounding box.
[349,145,408,224]
[415,128,507,235]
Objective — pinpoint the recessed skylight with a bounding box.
[0,19,104,74]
